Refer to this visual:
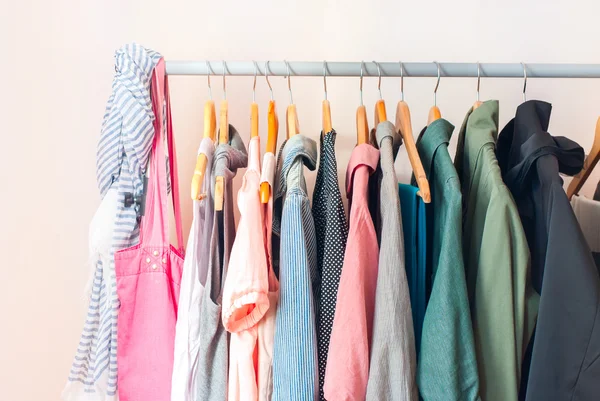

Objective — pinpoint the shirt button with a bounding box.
[146,257,151,264]
[152,264,158,270]
[162,258,167,264]
[153,250,159,256]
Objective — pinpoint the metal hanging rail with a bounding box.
[165,61,600,78]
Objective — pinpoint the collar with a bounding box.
[275,134,317,198]
[454,100,499,181]
[211,125,248,198]
[371,121,402,151]
[345,144,380,196]
[415,118,455,180]
[272,135,317,237]
[247,136,261,172]
[497,100,584,197]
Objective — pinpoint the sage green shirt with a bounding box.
[414,119,480,401]
[454,101,538,401]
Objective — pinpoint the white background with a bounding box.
[2,1,600,399]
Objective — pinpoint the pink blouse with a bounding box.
[324,144,380,401]
[222,136,270,401]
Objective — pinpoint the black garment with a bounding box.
[497,100,600,401]
[312,130,348,400]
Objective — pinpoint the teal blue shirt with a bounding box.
[399,184,427,356]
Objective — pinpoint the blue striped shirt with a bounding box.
[64,43,162,399]
[272,135,319,401]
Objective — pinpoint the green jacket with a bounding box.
[454,101,538,401]
[414,119,480,401]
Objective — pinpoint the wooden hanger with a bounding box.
[251,102,259,138]
[261,62,279,203]
[395,62,431,203]
[191,63,216,200]
[285,60,300,138]
[287,104,299,138]
[373,61,387,126]
[322,61,332,134]
[427,61,442,125]
[215,61,229,211]
[472,62,483,110]
[250,62,259,139]
[567,117,600,199]
[357,62,370,144]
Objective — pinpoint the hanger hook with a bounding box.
[284,60,293,104]
[373,60,383,99]
[433,61,441,106]
[222,60,227,100]
[323,60,328,101]
[399,61,404,101]
[476,61,481,102]
[205,61,213,100]
[521,62,527,102]
[359,61,364,106]
[252,61,258,103]
[264,61,273,101]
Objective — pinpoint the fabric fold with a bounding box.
[325,143,379,401]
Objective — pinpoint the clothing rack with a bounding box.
[165,61,600,78]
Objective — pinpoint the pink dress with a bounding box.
[114,59,184,401]
[324,144,380,401]
[222,136,271,401]
[257,151,279,401]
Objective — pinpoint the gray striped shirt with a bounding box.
[366,122,418,401]
[64,43,162,400]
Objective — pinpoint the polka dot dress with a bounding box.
[312,130,349,400]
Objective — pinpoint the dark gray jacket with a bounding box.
[497,100,600,401]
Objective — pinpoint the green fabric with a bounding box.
[414,119,480,401]
[454,101,539,401]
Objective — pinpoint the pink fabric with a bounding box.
[257,151,279,401]
[222,137,270,401]
[324,144,380,401]
[115,59,184,401]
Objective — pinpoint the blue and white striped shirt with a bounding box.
[272,134,319,401]
[63,43,162,400]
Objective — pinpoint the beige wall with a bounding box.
[3,0,600,399]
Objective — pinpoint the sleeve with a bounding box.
[221,170,270,333]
